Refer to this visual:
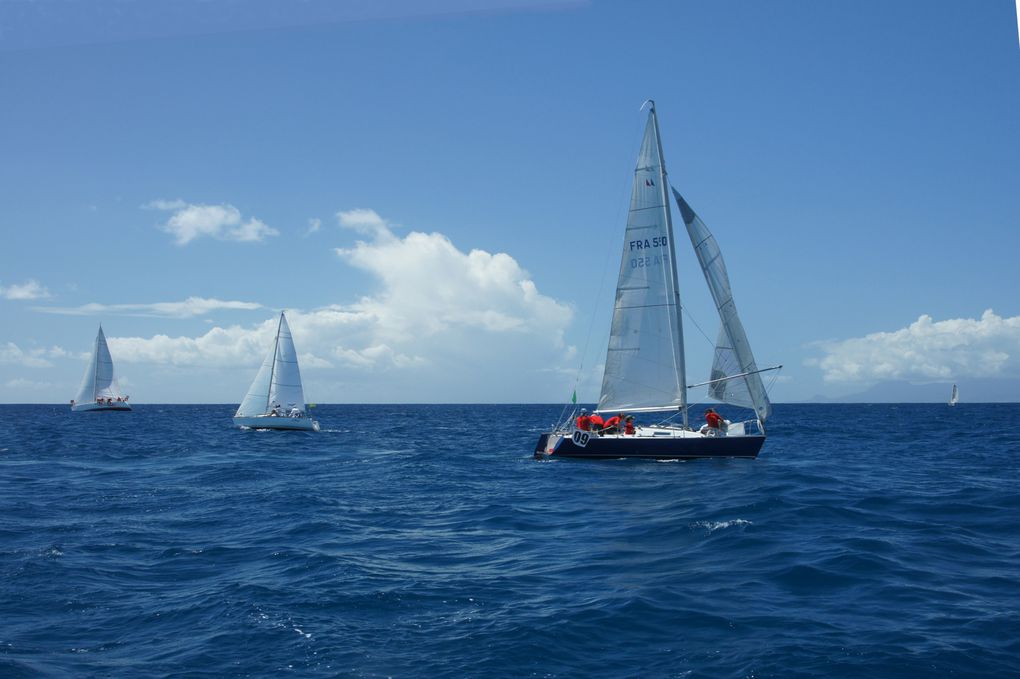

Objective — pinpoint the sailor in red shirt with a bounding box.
[603,413,624,434]
[703,408,724,432]
[589,412,605,433]
[575,408,592,431]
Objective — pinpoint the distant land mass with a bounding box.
[803,378,1020,403]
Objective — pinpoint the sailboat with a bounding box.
[949,384,959,406]
[233,311,319,431]
[535,101,779,460]
[71,325,131,411]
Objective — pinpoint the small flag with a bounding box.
[571,390,577,404]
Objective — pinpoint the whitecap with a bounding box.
[693,519,752,533]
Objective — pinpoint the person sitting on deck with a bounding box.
[575,408,591,431]
[603,413,624,434]
[700,408,725,436]
[624,416,635,435]
[589,412,605,433]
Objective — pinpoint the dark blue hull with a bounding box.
[534,432,764,460]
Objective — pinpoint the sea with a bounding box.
[1,403,1018,678]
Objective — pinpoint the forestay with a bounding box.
[599,106,687,414]
[673,189,771,422]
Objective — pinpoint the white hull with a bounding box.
[72,401,132,412]
[233,415,319,431]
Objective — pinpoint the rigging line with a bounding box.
[681,303,715,348]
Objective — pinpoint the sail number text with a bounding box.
[629,236,667,269]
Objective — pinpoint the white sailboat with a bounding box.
[949,384,959,406]
[233,311,319,431]
[535,101,779,460]
[71,325,131,412]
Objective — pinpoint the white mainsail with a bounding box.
[598,104,687,415]
[235,312,307,418]
[74,326,125,403]
[673,190,771,422]
[950,384,959,406]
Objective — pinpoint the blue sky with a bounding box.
[1,0,1019,404]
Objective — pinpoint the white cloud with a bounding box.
[334,216,571,348]
[305,217,322,237]
[337,208,391,238]
[0,342,69,368]
[147,199,279,245]
[810,310,1020,382]
[5,378,56,390]
[1,279,52,300]
[34,297,262,318]
[92,210,574,401]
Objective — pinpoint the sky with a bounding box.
[1,0,1019,404]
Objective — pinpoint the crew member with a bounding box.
[603,412,624,434]
[589,412,605,433]
[702,408,724,434]
[575,408,591,431]
[624,416,635,435]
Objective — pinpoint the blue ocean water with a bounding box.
[1,403,1018,678]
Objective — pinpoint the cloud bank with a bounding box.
[147,199,278,245]
[99,210,574,400]
[810,310,1020,382]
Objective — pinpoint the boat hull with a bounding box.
[72,402,132,412]
[534,431,764,460]
[233,416,319,432]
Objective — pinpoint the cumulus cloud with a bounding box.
[93,210,575,401]
[334,214,571,347]
[810,310,1020,382]
[305,217,322,237]
[34,296,262,318]
[147,199,279,245]
[1,279,51,300]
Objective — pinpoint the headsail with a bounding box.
[599,105,687,414]
[74,326,124,403]
[235,312,306,418]
[673,189,771,422]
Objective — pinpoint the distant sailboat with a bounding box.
[71,326,131,412]
[949,384,959,406]
[233,312,319,431]
[535,101,779,460]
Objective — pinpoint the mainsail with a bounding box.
[598,105,687,415]
[950,384,959,405]
[235,312,307,417]
[74,326,124,403]
[673,189,771,422]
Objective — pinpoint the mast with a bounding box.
[648,101,689,427]
[92,326,102,400]
[265,312,283,411]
